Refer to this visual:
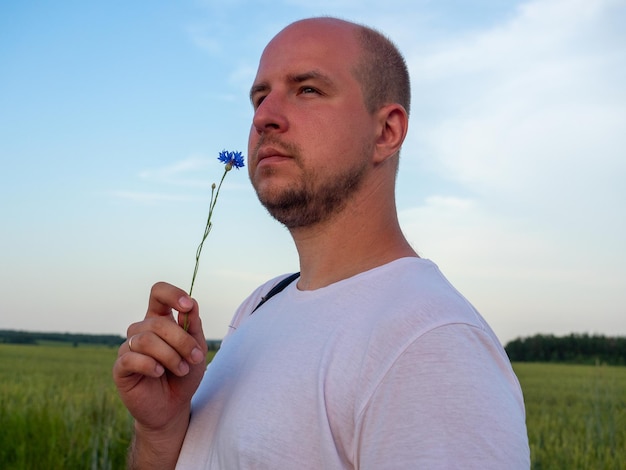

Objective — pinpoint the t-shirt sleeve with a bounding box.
[355,323,530,469]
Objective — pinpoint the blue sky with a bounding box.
[1,0,624,345]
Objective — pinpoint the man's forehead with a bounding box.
[254,23,359,77]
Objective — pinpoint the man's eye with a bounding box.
[300,86,319,95]
[254,95,266,108]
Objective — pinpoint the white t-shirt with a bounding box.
[177,258,530,469]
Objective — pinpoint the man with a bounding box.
[113,17,530,469]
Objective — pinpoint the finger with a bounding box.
[175,297,205,341]
[114,353,165,378]
[114,348,166,381]
[155,295,207,363]
[146,282,195,318]
[130,331,195,376]
[128,317,206,368]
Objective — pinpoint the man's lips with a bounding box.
[255,147,291,165]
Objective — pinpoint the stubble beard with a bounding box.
[252,141,369,229]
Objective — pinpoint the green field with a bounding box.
[0,343,132,469]
[1,344,624,469]
[513,362,626,469]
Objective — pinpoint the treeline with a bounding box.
[0,329,125,347]
[505,333,626,365]
[0,329,222,351]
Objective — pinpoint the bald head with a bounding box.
[271,17,411,116]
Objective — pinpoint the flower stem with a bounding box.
[183,167,230,331]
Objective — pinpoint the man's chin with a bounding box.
[258,196,316,229]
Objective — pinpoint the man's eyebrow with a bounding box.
[249,70,336,103]
[287,70,336,89]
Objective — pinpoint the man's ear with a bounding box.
[373,104,409,164]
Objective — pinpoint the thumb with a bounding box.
[178,296,207,349]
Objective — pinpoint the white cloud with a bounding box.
[406,0,625,225]
[138,156,214,187]
[110,190,193,204]
[413,0,622,79]
[186,23,223,56]
[110,154,251,207]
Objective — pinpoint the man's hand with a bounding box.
[112,282,208,468]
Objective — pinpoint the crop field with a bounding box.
[513,362,625,469]
[0,344,624,469]
[0,343,132,469]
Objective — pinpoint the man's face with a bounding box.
[247,19,378,229]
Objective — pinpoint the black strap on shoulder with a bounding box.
[251,272,300,314]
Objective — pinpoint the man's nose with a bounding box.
[251,92,289,135]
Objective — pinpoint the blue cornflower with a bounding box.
[218,149,245,171]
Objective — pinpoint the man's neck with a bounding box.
[289,201,418,291]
